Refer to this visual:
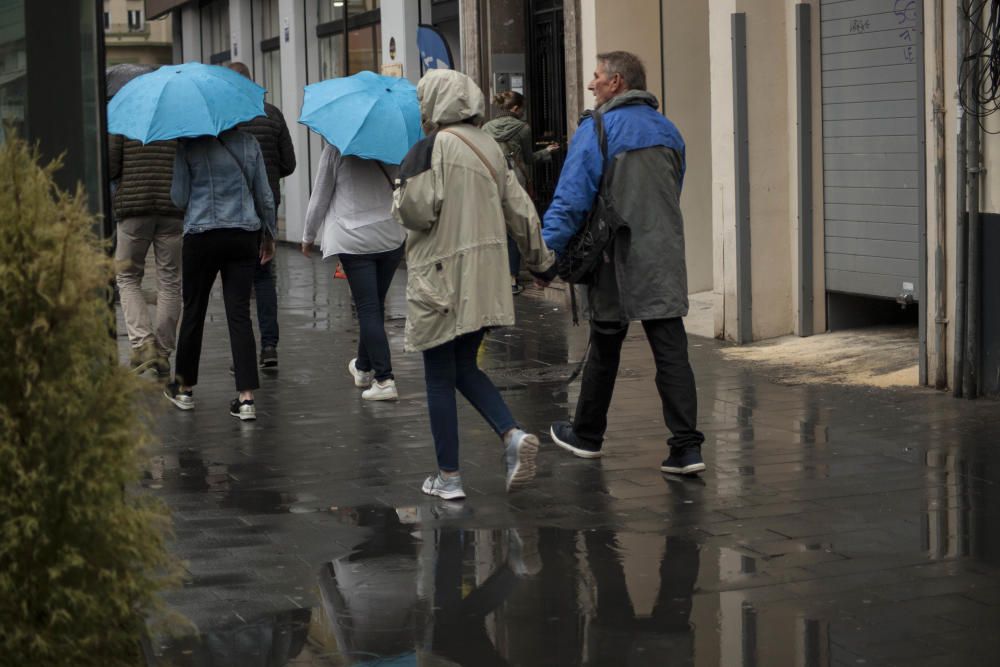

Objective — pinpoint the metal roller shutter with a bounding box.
[820,0,924,300]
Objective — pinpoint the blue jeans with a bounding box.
[339,244,404,382]
[507,234,521,277]
[422,329,517,472]
[253,258,278,349]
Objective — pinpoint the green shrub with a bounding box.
[0,137,172,666]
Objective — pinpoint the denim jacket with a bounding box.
[171,129,277,238]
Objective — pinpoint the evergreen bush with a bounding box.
[0,137,172,666]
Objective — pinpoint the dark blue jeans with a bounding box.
[507,234,521,277]
[339,244,404,382]
[422,329,517,472]
[253,258,278,349]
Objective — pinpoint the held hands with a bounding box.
[544,143,560,154]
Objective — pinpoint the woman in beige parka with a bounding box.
[392,69,556,501]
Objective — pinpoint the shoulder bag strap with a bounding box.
[375,161,396,191]
[439,127,502,194]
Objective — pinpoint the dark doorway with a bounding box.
[524,0,565,214]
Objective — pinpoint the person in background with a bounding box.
[108,129,183,376]
[227,62,296,370]
[301,141,405,402]
[165,128,276,421]
[392,70,555,500]
[482,90,559,295]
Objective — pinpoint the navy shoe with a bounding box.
[549,421,602,459]
[660,447,706,475]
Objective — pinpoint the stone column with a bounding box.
[179,4,202,62]
[229,0,255,72]
[277,0,312,242]
[380,0,421,83]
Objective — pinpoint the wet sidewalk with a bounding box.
[130,246,1000,667]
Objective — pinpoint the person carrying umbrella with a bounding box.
[106,64,184,377]
[299,72,422,402]
[108,62,277,421]
[391,69,555,500]
[227,61,296,371]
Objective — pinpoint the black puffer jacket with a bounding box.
[108,134,183,220]
[235,102,296,206]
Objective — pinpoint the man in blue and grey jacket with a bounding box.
[540,51,707,475]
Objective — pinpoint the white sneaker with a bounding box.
[348,358,373,388]
[362,378,398,401]
[421,473,466,500]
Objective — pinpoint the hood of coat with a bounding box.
[417,69,486,127]
[597,89,660,115]
[482,114,525,143]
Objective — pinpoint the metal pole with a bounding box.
[732,12,752,344]
[796,4,814,337]
[965,4,984,399]
[952,0,969,397]
[932,0,948,389]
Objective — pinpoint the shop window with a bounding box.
[316,0,380,81]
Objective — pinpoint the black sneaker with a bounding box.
[660,448,706,475]
[259,346,278,369]
[229,398,256,421]
[549,421,602,459]
[512,283,524,296]
[163,382,194,411]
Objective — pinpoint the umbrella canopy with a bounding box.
[107,62,265,143]
[299,71,422,165]
[106,63,157,99]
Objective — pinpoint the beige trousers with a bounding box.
[114,216,183,353]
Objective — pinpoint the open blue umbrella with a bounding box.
[299,71,422,165]
[107,62,265,143]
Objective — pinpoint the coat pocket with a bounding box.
[407,262,453,315]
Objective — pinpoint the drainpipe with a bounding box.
[965,8,984,400]
[933,0,948,390]
[952,0,969,398]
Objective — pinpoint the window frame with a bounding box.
[316,2,381,79]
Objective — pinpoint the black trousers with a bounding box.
[175,229,260,392]
[573,318,704,451]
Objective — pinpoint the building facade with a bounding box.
[104,0,173,65]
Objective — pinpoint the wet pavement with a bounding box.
[126,245,1000,667]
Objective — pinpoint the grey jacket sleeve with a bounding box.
[502,164,555,272]
[170,142,190,211]
[302,144,338,244]
[251,143,277,238]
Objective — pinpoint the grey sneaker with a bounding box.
[348,358,373,388]
[229,398,256,421]
[153,354,171,377]
[504,429,539,492]
[129,341,157,374]
[163,382,194,411]
[421,473,466,500]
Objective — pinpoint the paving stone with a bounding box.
[127,246,1000,667]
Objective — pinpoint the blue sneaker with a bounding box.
[504,429,539,492]
[422,473,466,500]
[549,421,602,459]
[660,448,706,475]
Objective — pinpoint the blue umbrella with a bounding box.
[107,62,265,143]
[299,71,422,165]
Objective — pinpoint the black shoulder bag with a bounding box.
[555,112,626,285]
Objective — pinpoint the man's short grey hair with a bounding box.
[597,51,646,91]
